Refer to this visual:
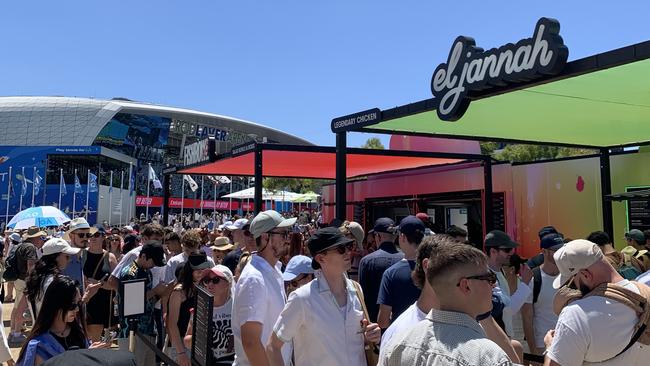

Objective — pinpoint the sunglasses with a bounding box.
[457,271,498,287]
[91,233,105,238]
[109,237,121,242]
[323,241,354,255]
[497,247,514,254]
[202,277,222,285]
[290,273,311,288]
[268,231,290,240]
[75,233,92,238]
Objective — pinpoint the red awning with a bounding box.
[178,149,464,179]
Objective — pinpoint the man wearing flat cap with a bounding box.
[358,217,404,322]
[267,227,381,366]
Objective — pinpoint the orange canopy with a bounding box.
[178,148,465,179]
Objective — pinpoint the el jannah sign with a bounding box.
[431,17,569,121]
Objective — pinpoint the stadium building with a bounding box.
[0,96,311,226]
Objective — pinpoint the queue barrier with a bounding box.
[134,330,179,366]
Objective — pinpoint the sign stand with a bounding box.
[118,278,146,354]
[191,285,214,366]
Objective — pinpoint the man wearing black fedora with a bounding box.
[266,227,381,366]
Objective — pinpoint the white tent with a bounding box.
[222,187,301,201]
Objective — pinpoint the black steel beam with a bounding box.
[483,158,494,249]
[254,146,263,214]
[336,132,347,221]
[600,149,614,238]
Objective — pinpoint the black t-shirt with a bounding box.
[15,242,38,280]
[222,248,243,274]
[50,330,87,351]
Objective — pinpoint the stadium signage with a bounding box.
[431,17,568,121]
[232,142,256,156]
[183,138,216,167]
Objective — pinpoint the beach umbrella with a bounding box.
[7,206,71,229]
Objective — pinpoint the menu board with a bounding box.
[626,187,650,232]
[492,192,506,232]
[192,286,214,366]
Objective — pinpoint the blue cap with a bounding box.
[282,255,315,281]
[540,233,564,250]
[373,217,395,234]
[398,215,425,236]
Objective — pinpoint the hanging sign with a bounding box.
[331,108,381,133]
[431,17,568,121]
[183,138,216,167]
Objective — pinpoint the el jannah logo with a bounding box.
[576,176,585,192]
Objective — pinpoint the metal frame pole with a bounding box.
[162,173,171,226]
[483,158,494,249]
[600,149,614,238]
[335,132,347,221]
[254,146,263,214]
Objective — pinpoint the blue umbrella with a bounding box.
[7,206,71,229]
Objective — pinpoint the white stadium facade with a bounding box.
[0,96,311,226]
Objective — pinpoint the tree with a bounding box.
[361,137,385,150]
[263,178,328,194]
[478,142,596,162]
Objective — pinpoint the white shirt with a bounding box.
[273,273,366,366]
[547,279,649,365]
[494,269,532,337]
[111,246,142,277]
[232,255,291,366]
[379,302,427,364]
[524,269,559,348]
[164,252,215,283]
[635,270,650,285]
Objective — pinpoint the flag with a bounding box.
[74,174,83,194]
[206,176,218,184]
[33,170,43,195]
[129,168,135,196]
[217,176,231,184]
[60,171,67,196]
[7,170,14,199]
[20,171,27,197]
[88,172,98,193]
[148,165,162,190]
[183,175,198,192]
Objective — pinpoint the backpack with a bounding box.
[554,281,650,359]
[618,253,643,280]
[3,244,20,281]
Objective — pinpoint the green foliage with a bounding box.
[361,137,385,149]
[263,178,328,194]
[489,144,596,162]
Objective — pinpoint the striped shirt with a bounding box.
[381,309,513,366]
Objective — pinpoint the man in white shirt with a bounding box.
[266,227,381,366]
[232,210,296,366]
[544,239,650,365]
[521,233,562,355]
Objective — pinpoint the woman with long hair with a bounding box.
[166,252,212,366]
[16,276,109,366]
[184,265,235,365]
[24,239,80,320]
[107,234,123,262]
[83,229,118,342]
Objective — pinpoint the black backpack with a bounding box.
[3,244,20,282]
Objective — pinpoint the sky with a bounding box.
[0,1,649,148]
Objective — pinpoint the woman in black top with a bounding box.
[167,253,212,366]
[82,229,117,342]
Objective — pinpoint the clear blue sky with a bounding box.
[0,1,648,147]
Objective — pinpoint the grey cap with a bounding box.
[250,210,297,239]
[484,230,519,248]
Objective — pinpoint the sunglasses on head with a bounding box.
[202,277,222,285]
[457,271,498,287]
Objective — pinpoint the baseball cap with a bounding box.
[552,239,603,289]
[188,252,212,270]
[415,212,430,222]
[42,238,81,256]
[538,226,558,240]
[9,232,21,243]
[218,221,233,231]
[226,218,249,231]
[141,242,166,267]
[484,230,519,248]
[540,233,564,251]
[201,265,233,285]
[398,216,425,236]
[282,255,315,281]
[250,210,296,239]
[373,217,395,234]
[625,229,645,243]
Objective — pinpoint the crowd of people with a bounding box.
[0,210,649,365]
